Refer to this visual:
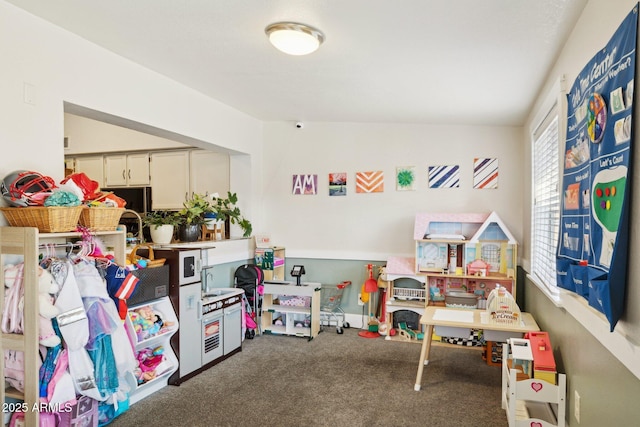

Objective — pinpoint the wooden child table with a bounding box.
[414,306,539,391]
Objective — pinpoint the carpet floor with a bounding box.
[109,328,509,427]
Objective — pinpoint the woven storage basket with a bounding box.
[0,206,83,232]
[129,244,166,268]
[79,207,125,231]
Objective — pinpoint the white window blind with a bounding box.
[531,109,560,289]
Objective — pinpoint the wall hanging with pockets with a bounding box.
[557,5,637,331]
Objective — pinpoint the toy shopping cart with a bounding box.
[320,280,352,334]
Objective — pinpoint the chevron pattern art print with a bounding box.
[355,171,384,193]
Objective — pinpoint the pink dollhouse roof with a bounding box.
[386,256,416,275]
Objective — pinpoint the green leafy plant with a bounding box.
[176,193,211,226]
[210,191,253,238]
[142,210,179,229]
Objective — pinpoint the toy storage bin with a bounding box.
[78,206,125,231]
[0,206,83,232]
[275,294,311,307]
[286,313,311,336]
[57,395,99,427]
[434,326,471,339]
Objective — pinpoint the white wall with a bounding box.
[0,1,263,233]
[64,113,187,154]
[262,121,524,260]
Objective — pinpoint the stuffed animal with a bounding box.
[131,306,161,340]
[38,267,61,347]
[377,266,389,288]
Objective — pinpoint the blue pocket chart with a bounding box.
[557,5,637,331]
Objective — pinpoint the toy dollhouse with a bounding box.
[381,212,518,342]
[414,211,518,307]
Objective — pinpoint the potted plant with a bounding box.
[142,210,178,244]
[209,191,252,238]
[175,193,211,242]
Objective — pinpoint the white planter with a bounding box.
[150,224,174,244]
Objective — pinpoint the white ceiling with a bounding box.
[8,0,587,126]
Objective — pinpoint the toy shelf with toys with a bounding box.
[124,297,179,404]
[261,281,321,340]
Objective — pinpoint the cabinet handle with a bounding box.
[128,170,131,179]
[122,170,126,179]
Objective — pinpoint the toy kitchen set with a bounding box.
[153,238,254,385]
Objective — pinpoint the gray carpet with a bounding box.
[110,328,509,427]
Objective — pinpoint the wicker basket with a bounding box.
[129,244,166,268]
[79,207,125,231]
[0,206,83,233]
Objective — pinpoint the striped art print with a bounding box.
[473,158,499,189]
[428,165,460,188]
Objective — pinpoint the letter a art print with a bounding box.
[292,174,318,195]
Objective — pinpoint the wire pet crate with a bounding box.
[319,281,352,334]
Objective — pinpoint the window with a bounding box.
[531,108,560,290]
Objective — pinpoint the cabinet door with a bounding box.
[126,153,150,186]
[104,154,128,186]
[189,150,230,197]
[75,156,105,188]
[150,151,190,210]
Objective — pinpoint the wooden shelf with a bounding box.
[255,246,285,281]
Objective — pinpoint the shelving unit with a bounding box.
[501,342,566,427]
[0,228,126,426]
[0,227,39,426]
[255,246,285,281]
[124,297,179,405]
[261,281,320,340]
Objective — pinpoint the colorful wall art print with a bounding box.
[428,165,459,188]
[396,166,416,191]
[355,171,384,193]
[556,5,637,332]
[473,158,499,189]
[292,174,318,195]
[329,172,347,196]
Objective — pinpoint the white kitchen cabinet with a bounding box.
[189,150,230,197]
[261,281,321,340]
[149,151,190,210]
[68,155,105,187]
[104,153,150,186]
[124,297,179,405]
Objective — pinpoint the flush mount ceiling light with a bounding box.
[265,22,325,56]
